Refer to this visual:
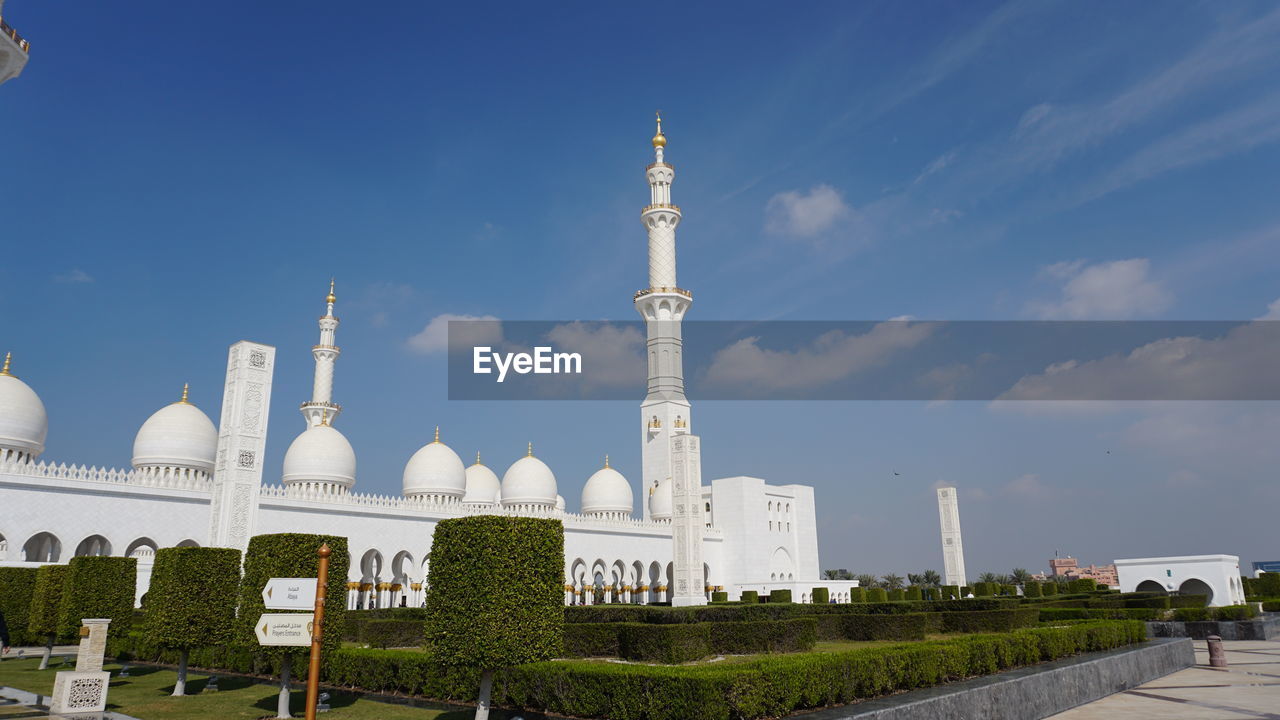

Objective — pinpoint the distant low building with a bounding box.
[1047,556,1118,587]
[1252,561,1280,576]
[1115,555,1246,607]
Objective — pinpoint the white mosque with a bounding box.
[0,119,858,608]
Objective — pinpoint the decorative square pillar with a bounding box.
[670,434,706,607]
[49,619,112,714]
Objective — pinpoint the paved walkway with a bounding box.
[1051,639,1280,719]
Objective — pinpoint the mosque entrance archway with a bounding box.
[23,532,61,562]
[1178,578,1214,605]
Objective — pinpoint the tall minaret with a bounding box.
[300,279,342,427]
[635,113,694,521]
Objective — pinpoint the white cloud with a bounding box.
[543,322,645,390]
[765,185,852,238]
[1027,258,1172,320]
[53,269,93,284]
[914,151,957,184]
[407,313,501,354]
[1257,298,1280,321]
[1005,473,1051,499]
[1015,103,1052,136]
[703,321,936,393]
[998,320,1280,401]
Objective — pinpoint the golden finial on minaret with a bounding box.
[652,110,666,148]
[0,352,11,377]
[433,425,440,443]
[320,409,330,427]
[179,383,190,404]
[604,454,610,468]
[326,278,337,305]
[527,442,534,457]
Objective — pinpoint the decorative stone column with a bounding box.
[49,619,112,714]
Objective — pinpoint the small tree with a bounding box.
[237,534,349,720]
[855,573,877,588]
[922,570,942,587]
[881,573,905,590]
[27,565,69,669]
[0,567,38,647]
[57,557,136,640]
[427,516,564,720]
[1010,568,1032,587]
[143,547,241,695]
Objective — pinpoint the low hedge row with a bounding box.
[112,620,1145,719]
[565,619,818,661]
[1172,605,1256,622]
[361,619,426,649]
[562,598,1018,625]
[1039,608,1164,622]
[1262,601,1280,612]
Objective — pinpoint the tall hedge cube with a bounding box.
[427,516,563,720]
[811,587,829,604]
[143,547,242,695]
[27,565,69,668]
[0,567,38,646]
[57,556,136,640]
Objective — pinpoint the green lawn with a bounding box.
[0,658,507,720]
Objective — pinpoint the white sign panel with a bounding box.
[262,578,317,610]
[255,613,314,647]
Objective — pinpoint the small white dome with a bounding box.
[501,445,557,507]
[581,461,633,515]
[0,362,48,460]
[283,424,356,489]
[463,457,501,505]
[403,430,466,498]
[132,393,217,473]
[648,476,672,520]
[555,494,566,512]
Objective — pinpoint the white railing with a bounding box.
[0,458,211,491]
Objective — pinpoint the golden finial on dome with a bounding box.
[179,383,190,404]
[0,352,11,377]
[527,442,534,457]
[652,110,666,148]
[475,451,482,465]
[604,454,610,468]
[433,425,440,443]
[326,278,337,305]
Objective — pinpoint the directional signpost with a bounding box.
[262,578,318,611]
[254,613,313,647]
[256,543,331,720]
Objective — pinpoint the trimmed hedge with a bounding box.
[112,620,1146,719]
[1173,605,1256,622]
[0,567,38,646]
[866,588,888,603]
[769,589,792,604]
[815,612,935,641]
[1039,608,1164,622]
[1067,578,1097,593]
[566,619,818,660]
[904,587,922,602]
[27,565,69,643]
[887,589,905,602]
[1122,595,1171,609]
[711,591,728,603]
[58,556,137,640]
[620,623,710,663]
[362,619,426,649]
[941,585,960,600]
[426,516,564,669]
[709,618,816,655]
[236,533,349,662]
[1261,600,1280,612]
[1042,582,1059,597]
[973,582,995,597]
[740,590,759,604]
[1254,573,1280,597]
[849,587,866,603]
[1169,594,1208,608]
[143,547,241,651]
[811,588,829,604]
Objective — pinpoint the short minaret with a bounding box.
[208,341,276,551]
[300,279,342,427]
[635,113,694,521]
[937,487,967,587]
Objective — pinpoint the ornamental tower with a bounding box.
[300,279,342,427]
[937,487,967,587]
[636,113,694,521]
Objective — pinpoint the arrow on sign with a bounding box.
[255,613,314,647]
[262,578,317,610]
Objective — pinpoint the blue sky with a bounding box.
[3,1,1279,576]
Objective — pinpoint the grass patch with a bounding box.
[0,658,503,719]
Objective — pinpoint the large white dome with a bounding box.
[463,456,501,505]
[403,429,466,498]
[283,424,356,489]
[581,459,633,515]
[501,445,557,507]
[0,358,48,461]
[132,391,217,473]
[648,476,673,521]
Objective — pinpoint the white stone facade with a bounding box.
[1114,554,1248,607]
[0,118,850,608]
[936,487,967,587]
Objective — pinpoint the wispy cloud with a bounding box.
[53,268,93,284]
[1026,258,1172,320]
[407,313,501,354]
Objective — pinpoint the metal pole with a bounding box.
[304,543,330,720]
